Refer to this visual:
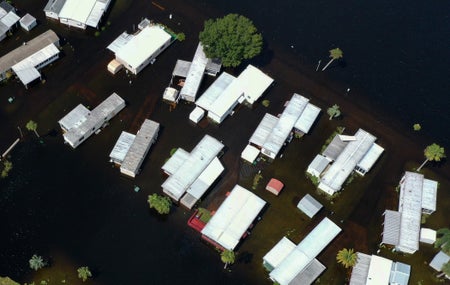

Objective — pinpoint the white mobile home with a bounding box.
[61,93,125,148]
[268,217,341,285]
[382,171,438,254]
[44,0,112,29]
[0,30,60,86]
[201,185,266,250]
[180,43,209,102]
[110,24,173,74]
[162,135,224,202]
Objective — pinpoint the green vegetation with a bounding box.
[170,148,178,156]
[1,160,13,178]
[441,261,450,278]
[199,14,263,67]
[322,48,344,71]
[252,172,263,190]
[262,100,270,107]
[148,193,172,215]
[0,276,20,285]
[336,248,357,268]
[197,207,212,223]
[435,228,450,255]
[77,266,92,282]
[327,104,341,120]
[29,254,46,271]
[176,32,186,41]
[305,172,320,187]
[417,143,446,171]
[413,123,421,131]
[26,120,39,137]
[320,126,345,153]
[94,31,100,37]
[221,250,235,269]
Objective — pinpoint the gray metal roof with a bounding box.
[109,131,136,163]
[249,113,279,147]
[20,13,37,27]
[289,259,325,285]
[382,209,401,246]
[180,43,209,101]
[120,119,160,177]
[0,1,15,13]
[195,72,235,111]
[297,194,323,218]
[430,251,450,272]
[0,30,59,74]
[0,10,19,28]
[322,135,348,161]
[58,104,90,131]
[44,0,67,14]
[390,262,411,285]
[294,102,321,134]
[172,59,191,77]
[349,252,372,285]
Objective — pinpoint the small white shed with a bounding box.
[189,106,205,123]
[19,13,37,31]
[420,228,436,244]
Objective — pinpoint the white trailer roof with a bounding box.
[162,135,224,201]
[319,129,376,194]
[249,113,279,147]
[161,148,190,175]
[366,255,392,285]
[239,64,274,104]
[270,217,341,285]
[356,143,384,174]
[349,252,372,285]
[263,237,296,270]
[201,185,266,250]
[186,157,224,199]
[115,25,171,71]
[262,94,309,157]
[180,43,208,100]
[109,131,136,163]
[294,102,321,134]
[0,10,19,28]
[58,0,97,24]
[241,144,260,163]
[422,178,438,212]
[12,43,60,85]
[58,103,90,131]
[397,171,423,253]
[107,31,133,53]
[195,72,235,110]
[85,0,110,28]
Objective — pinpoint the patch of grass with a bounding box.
[197,207,212,223]
[305,172,319,187]
[320,126,345,153]
[252,173,263,190]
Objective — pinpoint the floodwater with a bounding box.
[1,1,449,285]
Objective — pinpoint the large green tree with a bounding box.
[435,228,450,255]
[327,104,341,120]
[199,14,263,67]
[322,48,343,71]
[336,248,357,269]
[221,249,235,269]
[148,194,172,215]
[417,143,446,171]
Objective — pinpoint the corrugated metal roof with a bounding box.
[106,31,133,53]
[349,252,372,285]
[195,72,235,111]
[0,11,19,28]
[180,43,209,101]
[85,0,111,28]
[294,102,321,134]
[249,113,279,147]
[58,104,90,131]
[422,178,438,212]
[172,59,191,77]
[44,0,67,14]
[289,258,325,285]
[109,131,136,163]
[297,194,323,218]
[382,209,401,246]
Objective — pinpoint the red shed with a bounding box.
[266,178,284,196]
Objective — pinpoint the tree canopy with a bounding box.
[29,254,46,271]
[322,48,343,71]
[148,193,172,215]
[417,143,446,171]
[221,249,235,268]
[26,120,39,137]
[336,248,357,269]
[199,14,263,67]
[77,266,92,282]
[435,228,450,255]
[327,104,341,120]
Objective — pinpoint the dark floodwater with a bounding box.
[206,0,450,147]
[0,0,449,284]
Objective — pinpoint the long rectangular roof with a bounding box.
[180,43,209,100]
[12,43,60,85]
[85,0,110,28]
[397,171,423,253]
[161,148,190,175]
[195,72,235,111]
[366,255,393,285]
[263,236,296,270]
[422,178,438,212]
[58,104,90,131]
[356,143,384,174]
[294,102,321,134]
[58,0,96,24]
[262,94,309,157]
[201,184,266,250]
[319,129,376,194]
[270,217,341,285]
[109,131,136,163]
[44,0,67,14]
[120,119,159,177]
[186,157,224,199]
[349,252,372,285]
[0,30,59,74]
[64,93,125,145]
[249,113,279,147]
[115,25,171,70]
[382,209,401,246]
[162,135,224,201]
[289,259,326,285]
[0,10,19,28]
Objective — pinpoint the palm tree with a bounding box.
[441,261,450,278]
[327,104,341,120]
[417,143,446,171]
[29,254,46,271]
[322,48,343,71]
[221,249,235,269]
[25,120,40,137]
[336,248,357,269]
[435,228,450,255]
[77,266,92,282]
